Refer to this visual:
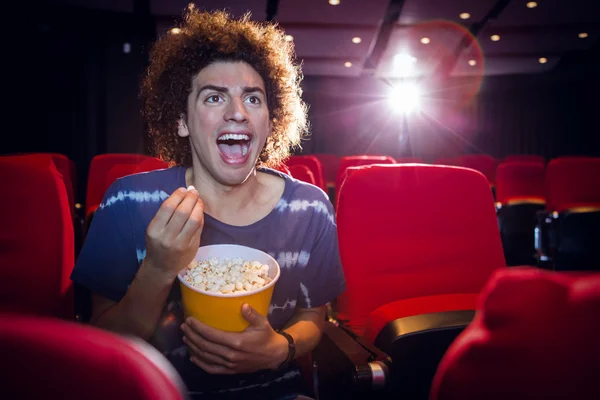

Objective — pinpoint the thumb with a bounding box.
[242,303,267,328]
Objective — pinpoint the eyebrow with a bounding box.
[197,84,266,99]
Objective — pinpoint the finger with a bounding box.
[183,336,236,369]
[182,322,239,362]
[190,356,235,375]
[164,189,200,235]
[241,304,267,329]
[179,197,205,243]
[186,318,242,349]
[148,187,187,229]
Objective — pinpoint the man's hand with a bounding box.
[181,303,289,374]
[145,186,204,279]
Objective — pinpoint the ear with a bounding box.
[177,116,189,138]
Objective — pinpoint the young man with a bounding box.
[71,5,346,399]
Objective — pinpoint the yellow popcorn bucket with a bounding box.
[177,244,280,332]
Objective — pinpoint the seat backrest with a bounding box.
[272,163,292,175]
[0,313,188,399]
[457,154,497,186]
[335,155,396,196]
[504,154,545,165]
[313,154,340,186]
[431,267,600,400]
[133,157,170,173]
[434,157,460,166]
[0,155,74,319]
[289,164,317,186]
[105,164,139,191]
[85,154,162,218]
[286,155,326,191]
[495,161,546,205]
[48,153,76,214]
[546,156,600,212]
[336,164,505,333]
[394,157,425,164]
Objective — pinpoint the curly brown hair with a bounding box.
[140,4,308,168]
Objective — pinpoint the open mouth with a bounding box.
[216,132,253,164]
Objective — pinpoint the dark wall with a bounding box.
[20,4,155,202]
[16,4,599,202]
[300,54,600,161]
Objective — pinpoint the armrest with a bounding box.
[534,209,557,267]
[374,310,475,353]
[373,310,475,400]
[311,321,392,400]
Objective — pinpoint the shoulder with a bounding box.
[98,166,183,211]
[263,168,335,227]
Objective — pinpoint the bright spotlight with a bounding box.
[393,53,417,77]
[389,83,421,114]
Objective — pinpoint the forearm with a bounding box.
[92,259,176,340]
[282,306,326,359]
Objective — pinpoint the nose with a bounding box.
[224,97,248,123]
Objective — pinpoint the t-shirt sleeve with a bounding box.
[70,179,139,302]
[297,196,346,309]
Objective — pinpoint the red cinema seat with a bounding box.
[0,313,188,399]
[334,164,506,398]
[335,155,396,202]
[313,154,340,188]
[0,155,74,319]
[546,156,600,213]
[289,164,317,186]
[134,157,169,173]
[543,157,600,271]
[433,157,460,166]
[286,155,326,192]
[504,154,545,165]
[48,153,76,215]
[273,163,292,175]
[458,154,497,187]
[394,157,425,164]
[104,158,168,194]
[495,161,547,266]
[496,161,546,206]
[431,267,600,400]
[85,154,167,223]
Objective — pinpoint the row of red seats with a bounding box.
[322,162,600,399]
[283,153,547,196]
[495,157,600,269]
[0,154,187,399]
[2,154,598,399]
[286,153,600,272]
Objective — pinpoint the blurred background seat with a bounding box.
[289,164,317,186]
[286,155,327,192]
[0,154,75,320]
[495,160,546,266]
[431,267,600,400]
[0,312,188,400]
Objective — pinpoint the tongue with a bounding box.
[218,143,245,159]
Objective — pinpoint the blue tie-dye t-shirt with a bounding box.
[71,166,346,397]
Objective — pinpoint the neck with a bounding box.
[185,163,261,219]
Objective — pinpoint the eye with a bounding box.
[206,95,222,103]
[245,95,261,105]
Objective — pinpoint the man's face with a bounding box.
[178,61,271,186]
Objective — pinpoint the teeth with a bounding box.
[218,133,250,141]
[242,146,248,156]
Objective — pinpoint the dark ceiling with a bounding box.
[44,0,600,78]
